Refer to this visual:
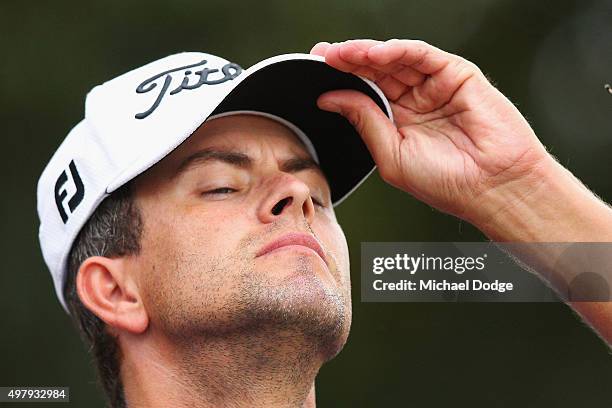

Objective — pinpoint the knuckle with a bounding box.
[457,57,483,75]
[409,39,428,48]
[466,60,483,75]
[345,109,365,132]
[449,57,488,84]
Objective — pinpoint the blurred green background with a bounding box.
[1,0,611,406]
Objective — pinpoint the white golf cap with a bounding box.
[36,51,393,311]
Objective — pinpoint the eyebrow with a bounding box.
[174,148,326,180]
[175,149,252,178]
[281,156,322,174]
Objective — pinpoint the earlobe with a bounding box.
[76,256,149,334]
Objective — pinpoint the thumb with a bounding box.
[317,90,400,177]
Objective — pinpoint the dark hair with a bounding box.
[63,182,143,408]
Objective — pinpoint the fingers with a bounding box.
[372,75,409,101]
[314,39,464,78]
[315,39,445,78]
[317,89,400,178]
[312,42,385,80]
[310,40,428,102]
[310,41,331,56]
[367,39,449,75]
[323,41,376,73]
[335,40,382,66]
[313,39,484,112]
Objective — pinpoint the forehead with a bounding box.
[133,114,318,189]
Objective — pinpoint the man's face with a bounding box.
[130,114,352,360]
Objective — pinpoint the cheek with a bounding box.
[173,203,247,247]
[314,216,350,275]
[138,202,250,288]
[136,203,254,322]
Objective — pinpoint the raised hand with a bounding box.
[311,39,554,226]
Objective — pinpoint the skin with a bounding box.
[75,38,612,408]
[77,115,352,407]
[311,39,612,344]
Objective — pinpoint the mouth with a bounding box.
[256,232,328,266]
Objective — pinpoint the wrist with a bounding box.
[467,156,612,242]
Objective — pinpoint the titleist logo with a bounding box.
[135,59,242,119]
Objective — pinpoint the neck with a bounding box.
[120,327,323,408]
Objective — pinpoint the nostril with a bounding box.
[271,197,292,216]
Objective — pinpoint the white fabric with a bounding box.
[205,110,319,164]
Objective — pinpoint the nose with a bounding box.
[257,173,316,225]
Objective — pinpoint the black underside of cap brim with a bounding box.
[211,59,389,205]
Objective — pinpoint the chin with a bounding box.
[242,260,352,361]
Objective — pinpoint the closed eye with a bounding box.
[203,187,237,195]
[203,188,326,207]
[311,197,326,207]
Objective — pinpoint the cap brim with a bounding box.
[209,54,392,206]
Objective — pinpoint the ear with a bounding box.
[76,256,149,334]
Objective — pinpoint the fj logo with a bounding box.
[54,160,85,224]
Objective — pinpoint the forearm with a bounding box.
[473,157,612,243]
[470,156,612,345]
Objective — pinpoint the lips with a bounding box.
[256,232,327,265]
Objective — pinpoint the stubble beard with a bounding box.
[153,224,352,366]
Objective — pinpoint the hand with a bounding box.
[310,40,612,345]
[311,39,555,227]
